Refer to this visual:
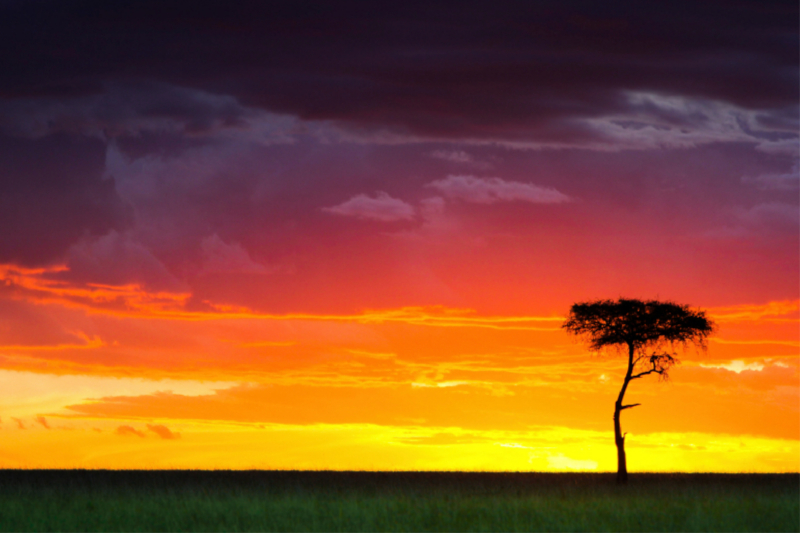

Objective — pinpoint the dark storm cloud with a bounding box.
[0,82,256,139]
[0,0,794,297]
[0,133,131,266]
[0,0,795,143]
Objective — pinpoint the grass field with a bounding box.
[0,470,796,532]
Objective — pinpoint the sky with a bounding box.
[0,0,797,471]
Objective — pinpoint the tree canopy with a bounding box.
[563,298,714,354]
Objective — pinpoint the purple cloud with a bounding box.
[0,134,131,266]
[200,234,270,275]
[742,162,799,191]
[426,176,571,204]
[430,150,474,164]
[323,192,415,222]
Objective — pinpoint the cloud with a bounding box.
[0,133,132,266]
[63,231,185,291]
[570,93,800,152]
[115,425,146,438]
[0,81,296,142]
[756,139,799,156]
[0,295,91,347]
[426,176,571,204]
[709,300,799,323]
[411,381,470,388]
[146,424,180,440]
[11,417,25,429]
[742,162,799,190]
[0,2,793,147]
[419,196,446,218]
[705,202,800,240]
[322,192,415,221]
[430,150,473,163]
[496,442,533,449]
[545,453,598,471]
[35,416,50,429]
[740,203,799,232]
[200,234,270,275]
[700,360,766,374]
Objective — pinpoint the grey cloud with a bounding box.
[0,82,253,140]
[755,139,799,156]
[0,81,307,167]
[579,93,799,152]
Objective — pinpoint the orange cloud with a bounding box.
[114,425,145,438]
[709,300,799,323]
[1,263,567,327]
[63,361,798,441]
[147,424,180,440]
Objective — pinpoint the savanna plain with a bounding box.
[0,470,796,532]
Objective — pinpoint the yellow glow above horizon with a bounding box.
[0,264,797,472]
[0,419,796,472]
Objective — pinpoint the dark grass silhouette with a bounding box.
[0,470,796,531]
[563,299,715,484]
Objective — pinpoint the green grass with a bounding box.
[0,471,796,531]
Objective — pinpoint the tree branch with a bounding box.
[630,368,661,380]
[620,403,641,410]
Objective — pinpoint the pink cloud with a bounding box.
[426,175,570,204]
[323,192,415,221]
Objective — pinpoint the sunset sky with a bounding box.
[0,0,797,472]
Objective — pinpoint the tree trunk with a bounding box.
[613,342,635,485]
[614,405,627,484]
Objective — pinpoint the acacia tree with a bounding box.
[562,298,714,484]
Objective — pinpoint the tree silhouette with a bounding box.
[562,298,714,484]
